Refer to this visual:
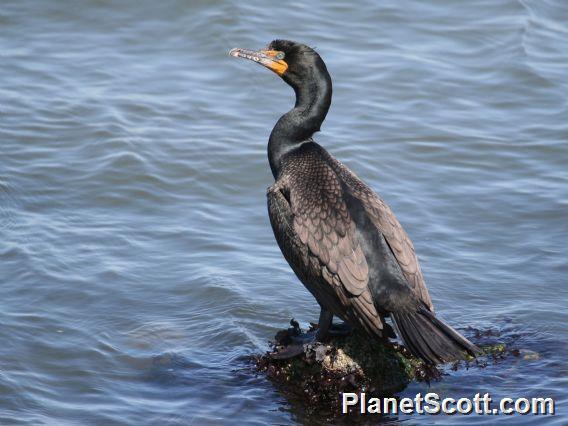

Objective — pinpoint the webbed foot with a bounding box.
[268,318,354,359]
[268,343,305,359]
[268,319,319,359]
[327,321,353,337]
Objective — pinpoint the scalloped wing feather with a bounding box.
[326,156,434,311]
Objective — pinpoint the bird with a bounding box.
[229,40,479,365]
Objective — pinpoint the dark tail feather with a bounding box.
[392,307,480,365]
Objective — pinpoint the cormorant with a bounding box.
[230,40,479,365]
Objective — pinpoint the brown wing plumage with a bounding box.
[267,147,384,336]
[291,168,368,297]
[324,152,434,311]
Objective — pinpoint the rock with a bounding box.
[253,323,517,415]
[254,326,438,408]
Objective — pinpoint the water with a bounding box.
[1,0,567,424]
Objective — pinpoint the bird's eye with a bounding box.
[275,52,285,60]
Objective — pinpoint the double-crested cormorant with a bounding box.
[230,40,479,365]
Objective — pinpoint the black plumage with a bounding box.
[231,39,479,364]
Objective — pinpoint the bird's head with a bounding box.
[230,39,328,90]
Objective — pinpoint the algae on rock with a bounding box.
[255,326,430,407]
[254,323,516,410]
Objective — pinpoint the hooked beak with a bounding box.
[229,48,288,76]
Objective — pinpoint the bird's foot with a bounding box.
[268,320,354,359]
[269,331,317,360]
[268,319,318,359]
[327,321,353,337]
[289,329,318,344]
[288,321,352,343]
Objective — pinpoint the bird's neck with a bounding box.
[268,73,332,178]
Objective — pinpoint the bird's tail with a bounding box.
[392,306,480,365]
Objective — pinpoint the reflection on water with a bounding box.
[1,0,567,424]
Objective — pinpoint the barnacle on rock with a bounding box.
[255,326,426,409]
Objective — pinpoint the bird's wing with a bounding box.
[330,159,434,311]
[267,174,384,335]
